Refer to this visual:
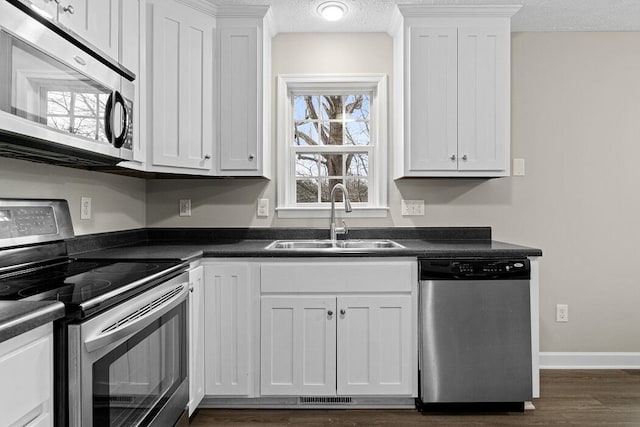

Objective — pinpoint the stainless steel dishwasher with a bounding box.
[417,259,532,412]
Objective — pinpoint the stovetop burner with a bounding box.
[17,278,113,299]
[0,258,185,317]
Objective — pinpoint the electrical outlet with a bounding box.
[80,197,92,220]
[401,200,425,216]
[257,198,269,217]
[179,199,191,217]
[556,304,569,322]
[513,158,526,176]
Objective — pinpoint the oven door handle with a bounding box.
[84,282,189,353]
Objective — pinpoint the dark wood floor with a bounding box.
[190,370,640,426]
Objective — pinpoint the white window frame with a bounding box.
[276,74,388,219]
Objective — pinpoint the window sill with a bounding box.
[276,206,389,219]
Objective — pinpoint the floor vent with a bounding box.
[299,397,353,405]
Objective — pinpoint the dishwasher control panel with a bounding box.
[420,259,530,280]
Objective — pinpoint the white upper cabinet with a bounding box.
[216,7,272,177]
[392,5,520,178]
[58,0,120,60]
[147,0,215,173]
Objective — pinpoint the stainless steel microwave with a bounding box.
[0,0,134,167]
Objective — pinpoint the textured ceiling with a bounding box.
[210,0,640,33]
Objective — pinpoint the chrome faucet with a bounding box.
[329,183,352,241]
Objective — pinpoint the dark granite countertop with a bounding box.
[74,238,542,261]
[0,301,65,344]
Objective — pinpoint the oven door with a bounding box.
[68,273,189,427]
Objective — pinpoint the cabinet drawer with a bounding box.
[261,260,415,293]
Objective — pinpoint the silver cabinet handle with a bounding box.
[63,4,74,14]
[462,155,468,161]
[248,154,255,161]
[327,310,333,316]
[450,154,456,161]
[340,309,346,315]
[204,154,211,160]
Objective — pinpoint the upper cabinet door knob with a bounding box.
[204,154,211,160]
[248,154,255,161]
[450,154,456,161]
[62,4,74,14]
[462,155,468,161]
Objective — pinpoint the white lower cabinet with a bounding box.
[259,260,417,398]
[188,264,205,416]
[336,296,413,395]
[203,262,259,396]
[260,296,337,396]
[0,324,54,427]
[261,294,413,397]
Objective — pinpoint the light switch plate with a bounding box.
[513,158,525,176]
[80,197,91,220]
[401,200,425,216]
[257,198,269,217]
[179,199,191,217]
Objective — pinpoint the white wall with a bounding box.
[146,31,640,352]
[0,157,146,235]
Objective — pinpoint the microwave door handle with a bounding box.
[84,282,189,353]
[112,91,128,149]
[104,91,115,145]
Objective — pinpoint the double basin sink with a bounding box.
[265,239,405,252]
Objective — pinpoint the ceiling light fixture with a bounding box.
[317,1,348,22]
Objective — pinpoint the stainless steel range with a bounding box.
[0,199,189,427]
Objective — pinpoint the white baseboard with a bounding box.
[539,352,640,369]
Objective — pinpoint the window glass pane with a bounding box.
[323,121,343,145]
[320,179,346,203]
[346,178,368,203]
[47,91,71,115]
[346,153,368,177]
[74,93,99,116]
[319,153,343,177]
[296,153,319,177]
[345,122,369,146]
[319,95,342,121]
[294,122,320,146]
[48,116,71,132]
[74,118,98,139]
[293,95,321,120]
[296,179,318,203]
[344,95,370,121]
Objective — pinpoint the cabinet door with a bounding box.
[218,26,260,173]
[188,265,205,415]
[150,0,214,171]
[408,27,458,172]
[261,296,336,396]
[0,325,53,427]
[457,27,509,171]
[336,296,413,395]
[58,0,119,60]
[204,264,252,395]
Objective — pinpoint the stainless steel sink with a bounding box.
[265,239,405,251]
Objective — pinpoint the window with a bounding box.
[276,75,388,218]
[44,88,110,142]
